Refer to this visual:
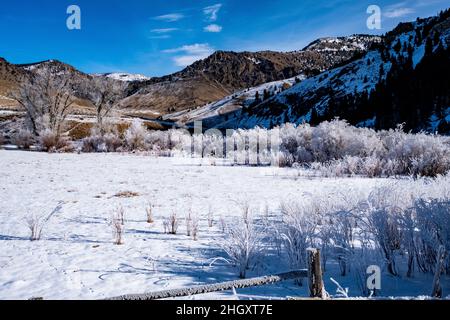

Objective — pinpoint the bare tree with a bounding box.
[87,77,126,134]
[10,69,77,137]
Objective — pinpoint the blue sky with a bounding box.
[0,0,448,76]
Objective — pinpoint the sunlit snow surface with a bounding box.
[0,150,448,300]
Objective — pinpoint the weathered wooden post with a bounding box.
[307,248,325,299]
[431,246,447,299]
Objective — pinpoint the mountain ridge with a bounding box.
[190,10,450,134]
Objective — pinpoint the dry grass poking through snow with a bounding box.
[113,191,140,198]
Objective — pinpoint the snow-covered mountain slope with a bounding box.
[164,75,305,124]
[302,35,382,52]
[94,73,151,82]
[122,35,381,116]
[207,11,450,132]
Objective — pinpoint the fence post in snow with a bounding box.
[307,248,325,299]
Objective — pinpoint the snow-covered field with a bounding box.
[0,150,448,300]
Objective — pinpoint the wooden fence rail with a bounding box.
[108,270,308,300]
[107,248,325,300]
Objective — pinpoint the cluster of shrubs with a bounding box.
[276,177,450,293]
[80,120,184,155]
[220,176,450,295]
[278,120,450,177]
[9,119,450,177]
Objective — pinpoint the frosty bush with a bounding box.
[111,207,125,245]
[146,202,155,224]
[278,202,318,284]
[81,134,105,153]
[368,208,403,276]
[82,126,122,153]
[220,215,264,279]
[207,205,214,228]
[164,212,179,235]
[414,199,450,274]
[382,129,450,177]
[185,209,193,237]
[103,133,123,152]
[26,214,45,241]
[68,118,450,178]
[38,129,73,152]
[12,129,34,149]
[125,120,148,151]
[191,214,200,241]
[145,131,172,153]
[25,204,62,241]
[0,134,4,146]
[278,120,383,165]
[275,120,450,177]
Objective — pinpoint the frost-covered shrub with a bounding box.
[270,178,450,283]
[277,152,295,168]
[207,206,214,228]
[360,156,384,178]
[170,129,192,155]
[327,210,359,276]
[82,134,104,153]
[274,120,450,177]
[220,215,264,279]
[278,120,382,167]
[202,130,224,158]
[191,214,200,241]
[125,120,148,151]
[278,202,318,284]
[38,129,73,152]
[12,129,34,149]
[104,133,122,152]
[309,120,382,162]
[414,199,450,274]
[185,209,193,237]
[382,129,450,177]
[163,212,179,235]
[368,207,403,276]
[82,129,122,153]
[26,214,45,241]
[0,134,4,146]
[39,129,59,151]
[111,207,125,245]
[146,202,155,224]
[25,204,62,241]
[410,153,450,178]
[145,131,171,152]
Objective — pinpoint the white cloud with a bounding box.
[383,3,415,18]
[204,24,223,33]
[149,35,171,40]
[153,13,184,22]
[384,7,415,18]
[203,4,222,22]
[164,44,215,67]
[151,28,178,34]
